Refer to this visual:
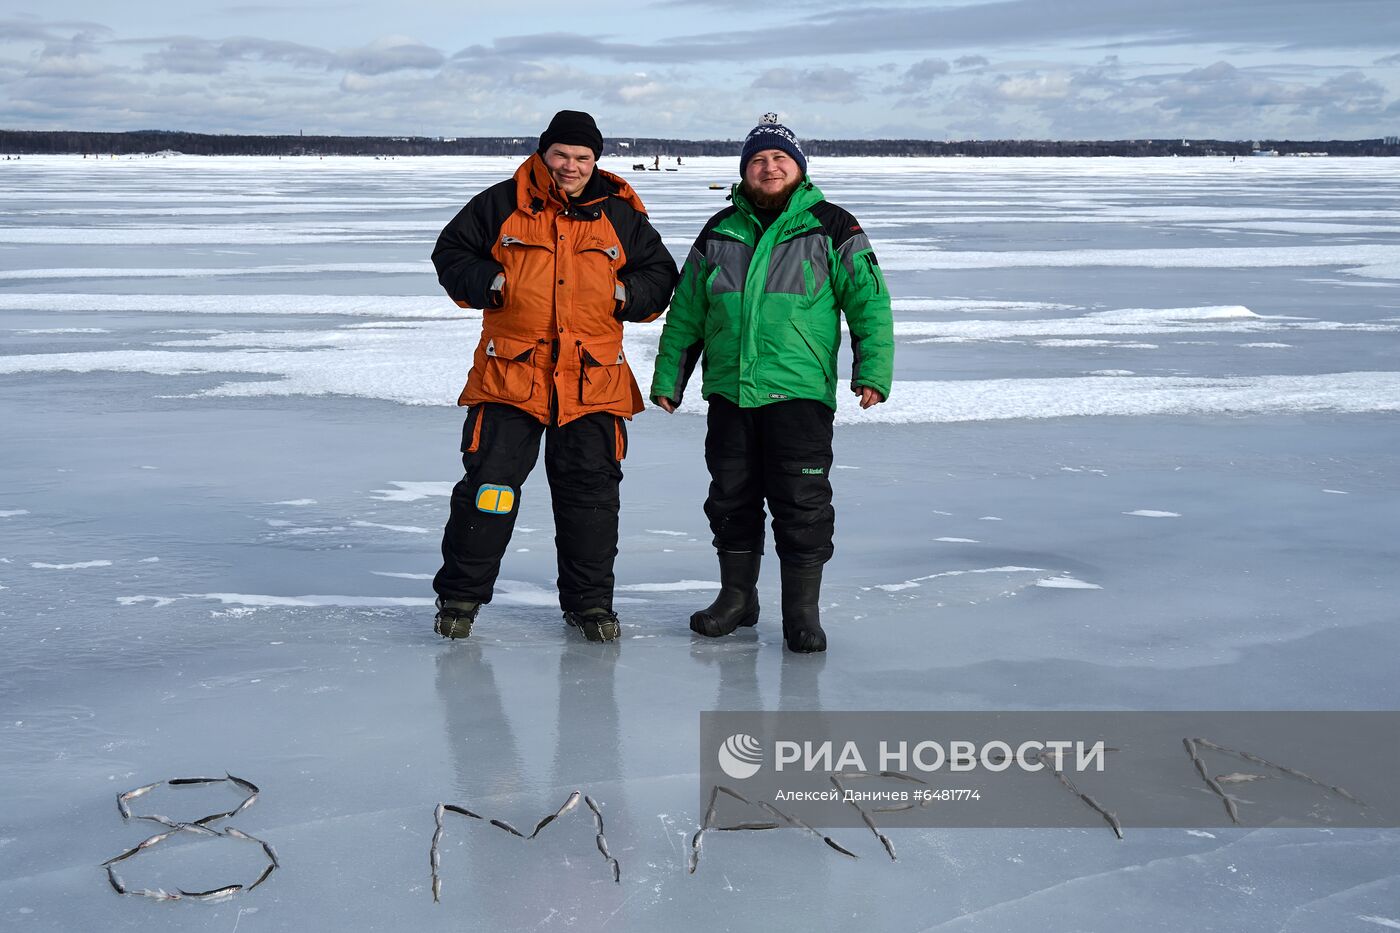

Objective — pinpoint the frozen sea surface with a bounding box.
[2,155,1399,931]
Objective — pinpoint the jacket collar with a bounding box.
[730,178,823,227]
[513,153,649,218]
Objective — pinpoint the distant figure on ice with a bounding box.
[649,114,894,653]
[429,110,679,643]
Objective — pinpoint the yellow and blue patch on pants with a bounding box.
[475,484,516,514]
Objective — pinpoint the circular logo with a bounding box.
[717,733,763,780]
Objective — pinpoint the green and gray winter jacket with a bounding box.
[649,179,893,410]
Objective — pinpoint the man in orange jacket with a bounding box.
[430,110,678,643]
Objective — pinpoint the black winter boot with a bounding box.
[690,551,762,637]
[434,597,480,639]
[780,563,826,653]
[563,607,621,643]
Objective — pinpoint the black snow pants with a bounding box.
[434,402,625,611]
[703,396,835,566]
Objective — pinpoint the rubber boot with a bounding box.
[690,551,761,637]
[780,562,827,653]
[434,597,480,640]
[563,607,621,643]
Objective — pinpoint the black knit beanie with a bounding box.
[739,113,807,176]
[538,110,604,159]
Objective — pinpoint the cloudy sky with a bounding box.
[2,1,1398,139]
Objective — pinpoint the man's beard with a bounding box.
[743,176,802,210]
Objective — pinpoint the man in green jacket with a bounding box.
[650,114,894,653]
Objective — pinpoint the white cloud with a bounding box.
[890,57,951,96]
[336,36,443,76]
[27,32,106,79]
[142,37,227,75]
[751,66,866,104]
[995,72,1074,101]
[27,52,104,79]
[0,7,1396,138]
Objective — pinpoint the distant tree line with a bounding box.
[2,129,1398,158]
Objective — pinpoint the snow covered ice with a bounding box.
[2,154,1399,930]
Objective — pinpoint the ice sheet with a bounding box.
[2,155,1398,932]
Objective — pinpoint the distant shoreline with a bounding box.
[3,129,1398,158]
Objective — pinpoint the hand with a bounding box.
[488,272,506,309]
[653,396,676,413]
[855,386,885,410]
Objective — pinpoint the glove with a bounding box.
[488,272,506,309]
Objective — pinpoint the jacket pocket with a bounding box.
[501,233,553,251]
[577,237,623,317]
[577,238,621,263]
[480,335,537,403]
[863,253,883,295]
[577,335,629,407]
[790,318,835,386]
[495,234,553,313]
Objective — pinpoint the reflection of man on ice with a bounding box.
[430,110,678,643]
[651,114,894,653]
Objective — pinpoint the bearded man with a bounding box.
[649,114,894,653]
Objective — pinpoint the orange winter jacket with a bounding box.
[432,154,679,426]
